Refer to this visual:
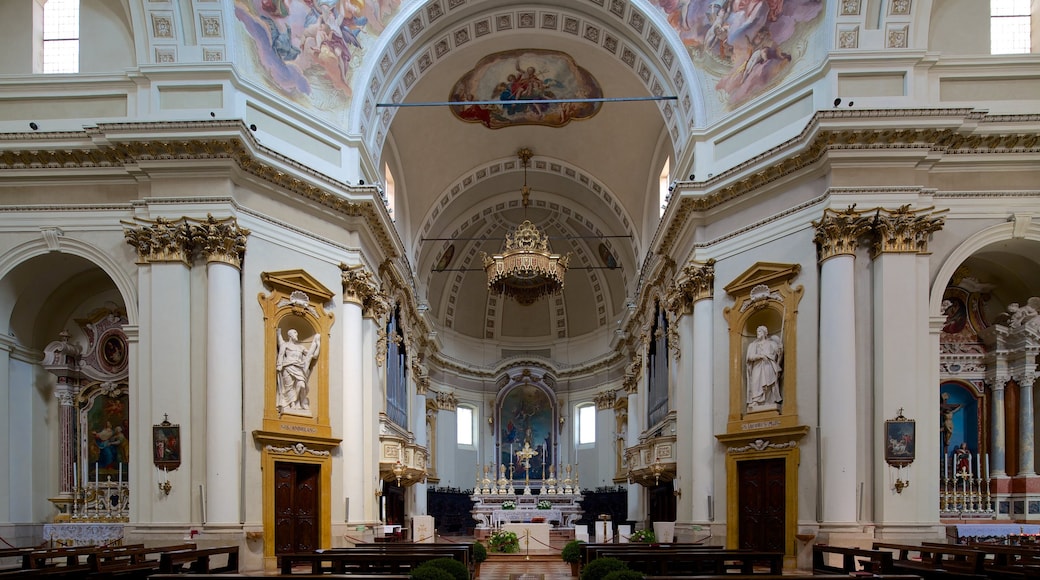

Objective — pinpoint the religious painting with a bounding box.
[884,412,915,468]
[598,243,618,269]
[83,388,130,482]
[648,0,824,108]
[99,330,128,374]
[153,418,181,471]
[234,0,403,105]
[449,49,604,129]
[434,244,456,272]
[499,383,554,479]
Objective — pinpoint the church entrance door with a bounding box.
[737,458,785,551]
[274,461,320,555]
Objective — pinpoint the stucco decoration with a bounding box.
[234,0,402,104]
[649,0,824,108]
[449,49,603,129]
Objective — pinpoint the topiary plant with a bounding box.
[409,564,455,580]
[602,570,645,580]
[580,557,629,580]
[561,539,585,563]
[471,540,487,564]
[413,557,469,580]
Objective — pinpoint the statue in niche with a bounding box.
[745,325,783,412]
[276,328,320,415]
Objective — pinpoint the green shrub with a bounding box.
[487,529,520,553]
[602,571,645,580]
[561,539,585,563]
[629,528,656,543]
[580,557,628,580]
[409,564,455,580]
[471,540,487,563]
[412,558,469,580]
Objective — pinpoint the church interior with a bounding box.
[1,0,1040,575]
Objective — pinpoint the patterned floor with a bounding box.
[477,555,575,580]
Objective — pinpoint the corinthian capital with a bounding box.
[341,264,378,304]
[669,259,716,314]
[191,214,250,268]
[123,217,192,265]
[812,205,873,262]
[869,205,947,258]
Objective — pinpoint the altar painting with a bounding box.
[450,49,603,129]
[83,390,130,482]
[500,383,554,479]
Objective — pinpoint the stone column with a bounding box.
[42,330,83,496]
[813,207,871,526]
[869,205,945,524]
[341,265,378,525]
[625,352,644,523]
[989,370,1008,477]
[412,366,430,516]
[1019,376,1036,476]
[193,215,249,526]
[125,217,194,522]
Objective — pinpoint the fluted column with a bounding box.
[124,217,194,522]
[813,207,871,525]
[341,265,378,524]
[625,352,644,523]
[990,380,1007,477]
[194,215,249,526]
[412,370,429,516]
[869,205,945,523]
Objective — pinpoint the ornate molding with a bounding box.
[264,443,331,456]
[728,439,798,454]
[812,205,872,262]
[191,214,250,268]
[433,390,458,411]
[340,264,379,308]
[870,204,947,258]
[123,216,192,265]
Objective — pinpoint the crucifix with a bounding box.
[516,441,538,495]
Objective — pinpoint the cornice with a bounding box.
[0,121,401,261]
[653,109,1040,259]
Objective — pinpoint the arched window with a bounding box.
[991,0,1032,54]
[43,0,80,73]
[576,403,596,445]
[647,302,669,427]
[383,162,396,221]
[457,405,475,446]
[385,305,408,428]
[658,158,670,217]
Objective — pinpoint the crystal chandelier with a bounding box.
[482,148,570,305]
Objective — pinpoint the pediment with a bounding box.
[724,262,801,296]
[261,269,334,302]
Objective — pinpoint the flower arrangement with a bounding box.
[629,528,656,543]
[501,500,516,510]
[487,529,520,553]
[537,499,552,510]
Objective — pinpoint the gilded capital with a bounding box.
[812,205,872,262]
[191,214,250,268]
[340,264,379,307]
[123,217,192,265]
[669,259,715,314]
[594,389,617,410]
[869,205,946,258]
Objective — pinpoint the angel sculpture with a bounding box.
[276,328,320,414]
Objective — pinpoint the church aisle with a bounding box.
[477,557,575,580]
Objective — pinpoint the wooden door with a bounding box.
[274,461,320,555]
[648,481,677,524]
[737,458,785,551]
[383,481,405,526]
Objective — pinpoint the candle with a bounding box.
[976,453,981,478]
[95,462,99,486]
[985,453,990,479]
[118,463,122,486]
[944,455,948,479]
[74,462,78,489]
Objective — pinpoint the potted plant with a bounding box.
[561,539,585,576]
[471,540,487,575]
[628,528,656,544]
[487,529,520,553]
[501,499,516,510]
[537,499,552,510]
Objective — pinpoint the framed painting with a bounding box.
[884,411,915,468]
[153,417,181,471]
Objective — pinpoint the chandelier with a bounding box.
[482,148,570,305]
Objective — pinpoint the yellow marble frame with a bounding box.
[254,270,339,568]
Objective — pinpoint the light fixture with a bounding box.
[482,148,569,305]
[393,460,405,486]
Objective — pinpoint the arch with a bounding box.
[349,0,704,164]
[0,236,138,327]
[929,219,1040,317]
[495,368,558,479]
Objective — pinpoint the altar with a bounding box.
[503,523,552,553]
[492,508,562,527]
[42,523,124,547]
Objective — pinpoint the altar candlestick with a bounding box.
[985,453,990,479]
[118,462,122,486]
[74,462,78,489]
[95,462,99,487]
[976,453,981,477]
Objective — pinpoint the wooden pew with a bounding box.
[583,545,783,576]
[813,544,896,575]
[278,545,466,575]
[87,543,196,578]
[928,542,1040,580]
[579,543,718,568]
[157,545,239,574]
[873,541,987,580]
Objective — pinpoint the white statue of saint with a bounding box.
[746,325,783,412]
[276,328,320,415]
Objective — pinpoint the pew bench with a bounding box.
[873,541,987,579]
[813,544,896,575]
[157,545,239,574]
[584,546,783,576]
